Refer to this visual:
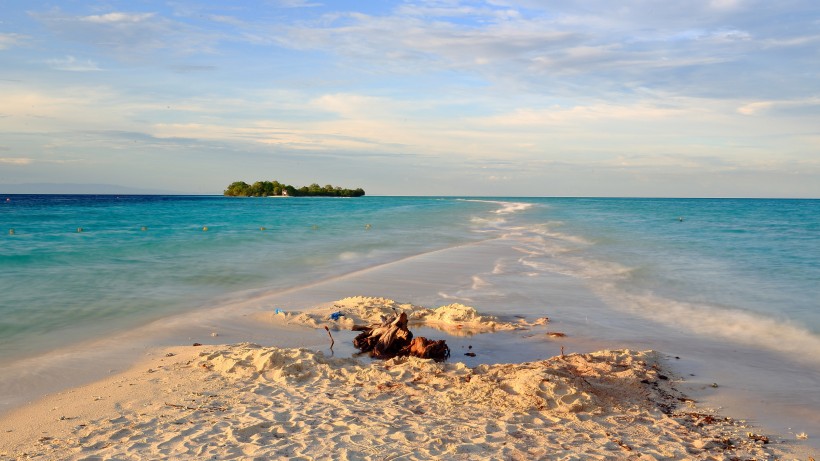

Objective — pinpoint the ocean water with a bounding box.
[2,195,817,361]
[509,198,820,348]
[0,195,492,363]
[1,195,819,440]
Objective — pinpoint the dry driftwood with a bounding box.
[353,312,413,357]
[406,337,450,360]
[353,312,450,360]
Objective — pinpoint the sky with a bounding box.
[0,0,818,197]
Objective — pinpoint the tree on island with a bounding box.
[224,180,364,197]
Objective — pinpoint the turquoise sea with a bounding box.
[0,195,493,362]
[1,195,819,440]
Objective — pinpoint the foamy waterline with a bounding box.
[599,283,820,361]
[459,198,536,215]
[490,204,820,368]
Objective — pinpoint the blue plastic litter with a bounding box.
[274,308,285,315]
[329,311,344,321]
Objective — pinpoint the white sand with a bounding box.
[1,297,810,460]
[263,295,549,335]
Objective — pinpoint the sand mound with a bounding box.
[199,344,658,415]
[265,296,539,334]
[0,344,790,460]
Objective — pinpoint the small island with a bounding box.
[224,180,365,197]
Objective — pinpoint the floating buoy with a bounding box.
[202,226,208,232]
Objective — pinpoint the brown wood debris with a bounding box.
[352,312,450,360]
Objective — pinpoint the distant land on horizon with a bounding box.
[224,180,365,197]
[2,183,816,199]
[0,183,185,195]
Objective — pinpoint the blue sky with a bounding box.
[1,0,818,196]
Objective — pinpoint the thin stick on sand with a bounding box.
[324,326,335,351]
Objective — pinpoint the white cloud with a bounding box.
[308,93,417,119]
[737,98,820,115]
[477,100,691,126]
[272,0,323,7]
[207,14,247,27]
[80,12,156,24]
[46,55,102,72]
[0,84,133,134]
[262,2,801,100]
[709,0,744,11]
[272,11,580,71]
[0,157,33,165]
[737,101,774,115]
[763,34,820,48]
[34,10,222,57]
[0,33,27,50]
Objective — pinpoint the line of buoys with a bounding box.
[7,224,376,235]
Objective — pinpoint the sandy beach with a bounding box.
[1,231,817,460]
[1,296,815,460]
[5,0,820,455]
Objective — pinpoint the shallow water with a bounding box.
[0,195,489,362]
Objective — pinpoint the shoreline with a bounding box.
[0,238,500,417]
[0,304,812,459]
[1,234,818,457]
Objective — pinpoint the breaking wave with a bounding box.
[494,214,820,365]
[596,284,820,365]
